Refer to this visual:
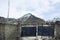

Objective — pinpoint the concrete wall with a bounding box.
[0,23,20,40]
[55,24,60,39]
[0,22,54,40]
[54,21,60,40]
[21,36,53,40]
[56,25,60,37]
[5,23,18,40]
[0,23,5,40]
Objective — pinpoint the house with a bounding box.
[0,13,54,40]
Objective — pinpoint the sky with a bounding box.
[0,0,60,20]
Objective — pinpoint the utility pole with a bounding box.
[7,0,10,18]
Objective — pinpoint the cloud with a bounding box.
[49,0,60,4]
[0,0,60,20]
[0,0,8,17]
[42,2,60,20]
[38,0,60,20]
[15,0,52,18]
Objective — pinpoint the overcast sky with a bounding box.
[0,0,60,20]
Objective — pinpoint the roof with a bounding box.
[18,13,45,24]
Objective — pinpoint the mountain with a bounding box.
[18,13,45,24]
